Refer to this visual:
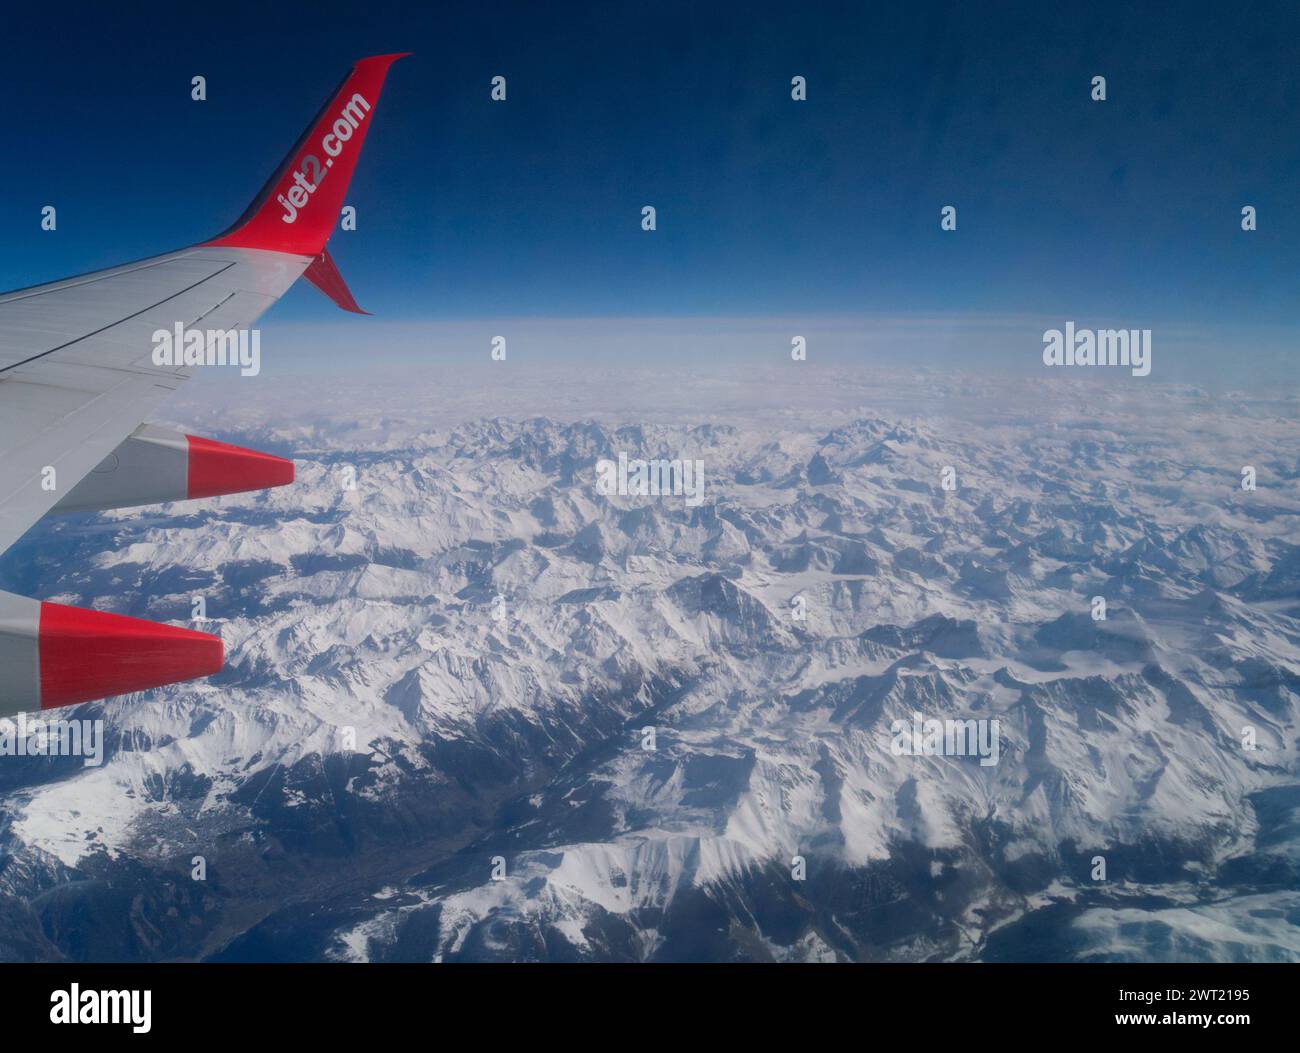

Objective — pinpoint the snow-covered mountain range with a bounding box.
[1,364,1296,962]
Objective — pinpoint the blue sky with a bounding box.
[0,1,1298,353]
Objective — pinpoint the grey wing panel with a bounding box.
[0,246,310,555]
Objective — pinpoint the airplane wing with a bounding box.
[0,53,407,716]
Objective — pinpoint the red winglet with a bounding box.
[204,53,409,257]
[304,248,370,314]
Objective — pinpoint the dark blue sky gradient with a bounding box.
[1,1,1298,329]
